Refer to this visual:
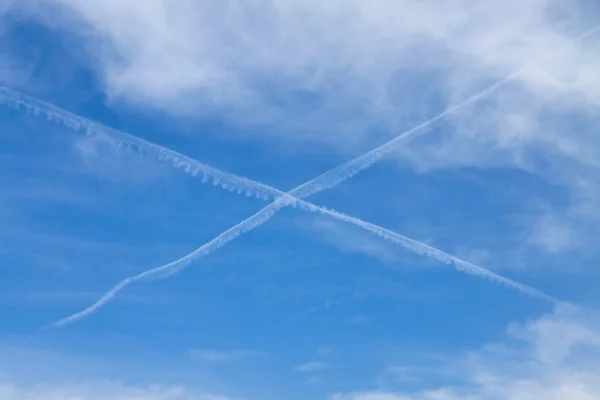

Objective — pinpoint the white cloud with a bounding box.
[524,209,576,254]
[15,0,599,147]
[332,306,600,400]
[506,308,600,365]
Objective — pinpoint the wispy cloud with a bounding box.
[16,1,600,150]
[333,306,600,400]
[525,210,576,254]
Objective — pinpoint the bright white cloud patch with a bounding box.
[332,307,600,400]
[17,0,600,146]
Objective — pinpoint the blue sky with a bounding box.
[2,1,600,400]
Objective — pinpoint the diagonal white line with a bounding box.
[3,23,597,328]
[3,84,561,329]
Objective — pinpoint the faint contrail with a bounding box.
[9,24,598,327]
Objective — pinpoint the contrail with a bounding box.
[7,80,561,329]
[0,86,281,202]
[48,199,290,327]
[9,24,597,327]
[51,191,559,327]
[2,81,559,323]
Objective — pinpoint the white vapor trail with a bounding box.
[6,24,597,328]
[3,84,558,328]
[48,186,559,328]
[0,87,281,202]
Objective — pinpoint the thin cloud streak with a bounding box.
[10,25,598,327]
[0,81,568,330]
